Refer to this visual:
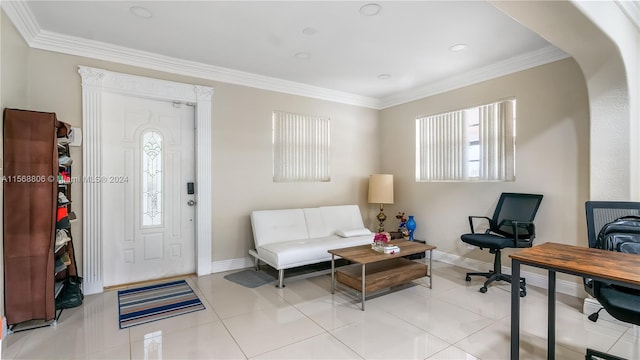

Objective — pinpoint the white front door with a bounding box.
[101,93,196,287]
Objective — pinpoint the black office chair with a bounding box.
[584,201,640,360]
[461,192,543,297]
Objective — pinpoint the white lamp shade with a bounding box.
[368,174,394,204]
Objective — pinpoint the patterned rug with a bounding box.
[118,280,205,329]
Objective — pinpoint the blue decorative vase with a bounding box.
[406,215,417,240]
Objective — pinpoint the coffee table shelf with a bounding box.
[336,258,428,293]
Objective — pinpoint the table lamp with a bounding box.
[368,174,394,232]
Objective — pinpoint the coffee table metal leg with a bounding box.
[331,254,335,294]
[361,264,366,311]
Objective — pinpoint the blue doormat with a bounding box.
[118,280,205,329]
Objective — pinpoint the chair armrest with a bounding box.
[497,219,536,247]
[468,216,492,234]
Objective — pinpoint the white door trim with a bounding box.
[78,66,213,295]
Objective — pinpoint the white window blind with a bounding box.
[416,99,516,182]
[273,111,330,182]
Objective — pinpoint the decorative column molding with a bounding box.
[194,85,213,276]
[78,66,105,295]
[78,66,214,294]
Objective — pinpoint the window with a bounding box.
[273,111,330,182]
[416,99,516,181]
[142,130,163,226]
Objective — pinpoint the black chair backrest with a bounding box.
[583,201,640,296]
[585,201,640,249]
[492,193,543,237]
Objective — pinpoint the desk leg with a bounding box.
[361,264,366,311]
[511,260,521,360]
[429,249,433,289]
[331,254,335,294]
[548,270,556,360]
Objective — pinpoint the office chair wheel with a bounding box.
[465,275,471,282]
[479,286,487,293]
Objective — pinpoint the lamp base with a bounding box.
[376,204,387,232]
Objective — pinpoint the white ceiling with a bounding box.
[4,1,568,109]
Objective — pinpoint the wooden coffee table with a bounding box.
[328,240,436,310]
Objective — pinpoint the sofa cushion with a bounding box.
[251,209,309,247]
[257,234,373,269]
[303,205,367,238]
[303,207,327,238]
[319,205,366,235]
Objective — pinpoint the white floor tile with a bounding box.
[1,261,619,360]
[376,286,495,343]
[330,311,450,359]
[455,320,585,359]
[251,333,361,359]
[222,306,325,358]
[604,325,640,359]
[130,321,246,359]
[426,345,480,360]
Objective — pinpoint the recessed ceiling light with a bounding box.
[360,3,381,16]
[449,43,468,52]
[377,74,392,80]
[295,52,312,60]
[130,6,152,19]
[302,27,317,36]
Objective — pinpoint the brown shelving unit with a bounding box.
[3,108,82,332]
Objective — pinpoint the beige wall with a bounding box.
[19,47,380,270]
[1,12,28,109]
[1,10,593,290]
[1,10,31,322]
[379,58,590,280]
[494,1,639,201]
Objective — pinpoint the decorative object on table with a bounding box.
[372,232,391,252]
[396,212,410,239]
[406,215,417,240]
[368,174,394,232]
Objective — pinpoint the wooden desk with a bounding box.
[509,242,640,360]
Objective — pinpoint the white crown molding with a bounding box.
[1,0,39,43]
[3,1,569,110]
[379,46,570,109]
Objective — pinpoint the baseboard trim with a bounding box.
[211,257,254,273]
[432,250,584,298]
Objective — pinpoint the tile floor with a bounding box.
[2,260,639,359]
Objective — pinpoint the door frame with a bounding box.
[79,66,213,295]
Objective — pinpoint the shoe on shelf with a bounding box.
[58,155,73,167]
[55,229,71,246]
[58,192,70,205]
[57,136,71,145]
[56,216,71,230]
[60,252,71,266]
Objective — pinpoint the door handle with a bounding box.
[187,200,197,206]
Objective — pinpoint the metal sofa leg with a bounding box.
[276,269,285,288]
[253,255,260,271]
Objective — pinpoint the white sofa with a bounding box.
[249,204,374,287]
